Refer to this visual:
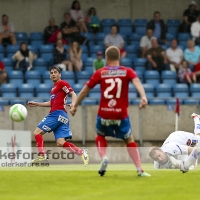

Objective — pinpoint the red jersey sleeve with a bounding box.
[87,70,101,89]
[0,61,5,71]
[60,80,74,94]
[127,68,138,81]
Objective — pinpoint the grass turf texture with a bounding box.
[0,164,199,200]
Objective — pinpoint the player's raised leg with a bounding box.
[32,127,48,163]
[124,135,151,177]
[56,138,89,167]
[191,113,200,136]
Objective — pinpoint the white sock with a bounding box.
[194,117,200,135]
[184,146,200,169]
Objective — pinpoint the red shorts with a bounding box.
[119,48,126,56]
[183,73,194,81]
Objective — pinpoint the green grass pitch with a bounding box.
[0,164,199,200]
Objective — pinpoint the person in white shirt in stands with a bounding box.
[166,39,183,72]
[149,113,200,169]
[191,13,200,45]
[140,29,156,58]
[104,25,127,58]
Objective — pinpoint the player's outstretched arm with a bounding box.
[71,85,91,116]
[132,78,148,109]
[27,101,51,107]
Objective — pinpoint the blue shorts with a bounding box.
[96,116,132,140]
[37,110,72,140]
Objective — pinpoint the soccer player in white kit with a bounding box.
[149,113,200,169]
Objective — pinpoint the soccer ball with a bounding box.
[9,104,28,122]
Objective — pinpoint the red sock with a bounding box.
[35,134,46,156]
[95,135,107,159]
[127,142,143,172]
[63,141,83,156]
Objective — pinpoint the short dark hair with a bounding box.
[71,1,81,10]
[50,66,61,74]
[110,25,118,31]
[88,7,96,16]
[2,14,7,19]
[20,42,27,49]
[154,11,160,16]
[64,12,70,17]
[149,146,161,159]
[106,46,120,61]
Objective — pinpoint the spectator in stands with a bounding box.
[69,41,82,71]
[86,7,100,34]
[60,13,88,45]
[53,39,72,71]
[140,29,156,58]
[178,60,196,84]
[166,39,183,72]
[147,39,169,73]
[70,0,88,33]
[0,14,16,45]
[179,1,198,33]
[104,25,126,58]
[12,42,36,72]
[147,11,167,44]
[191,13,200,45]
[184,39,200,70]
[0,61,7,85]
[44,18,63,44]
[93,51,106,72]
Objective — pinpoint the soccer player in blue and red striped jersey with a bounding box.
[28,66,89,166]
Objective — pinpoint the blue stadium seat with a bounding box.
[33,66,48,73]
[166,33,175,41]
[118,19,132,27]
[178,33,191,41]
[0,54,4,60]
[173,84,189,98]
[26,79,41,86]
[135,66,145,73]
[149,99,166,105]
[28,45,39,54]
[64,79,75,87]
[15,32,28,42]
[0,99,9,105]
[161,70,177,85]
[6,45,19,53]
[81,53,88,60]
[43,79,53,85]
[126,53,137,62]
[190,84,200,98]
[103,27,111,34]
[81,33,94,41]
[0,45,4,53]
[96,32,106,41]
[128,84,137,93]
[167,27,178,37]
[133,58,147,67]
[143,84,155,98]
[36,84,51,98]
[135,27,146,35]
[178,45,186,51]
[34,58,47,66]
[64,45,70,51]
[73,84,83,93]
[7,53,14,59]
[90,45,103,54]
[166,99,183,105]
[41,53,53,62]
[162,79,177,86]
[78,79,88,86]
[166,19,180,27]
[134,19,148,27]
[184,99,199,105]
[77,71,93,79]
[9,79,23,87]
[30,32,43,40]
[5,66,13,72]
[84,57,95,67]
[25,70,41,79]
[129,93,137,99]
[119,27,132,36]
[129,33,142,42]
[18,84,35,98]
[144,71,160,84]
[8,70,23,79]
[82,99,97,105]
[2,58,14,66]
[1,83,17,98]
[126,44,139,53]
[156,84,172,98]
[131,99,140,105]
[39,45,54,53]
[92,85,100,92]
[135,70,143,80]
[120,58,132,68]
[61,71,74,79]
[146,79,160,85]
[31,40,43,46]
[101,19,116,27]
[89,92,101,99]
[10,99,26,105]
[81,45,88,53]
[42,71,51,79]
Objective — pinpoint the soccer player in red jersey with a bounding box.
[71,46,151,177]
[28,66,89,166]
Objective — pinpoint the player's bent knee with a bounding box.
[56,138,65,147]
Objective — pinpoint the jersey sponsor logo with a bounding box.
[108,99,117,108]
[101,107,122,113]
[101,118,121,126]
[42,125,51,132]
[50,94,55,99]
[58,115,69,124]
[62,86,69,94]
[101,70,127,77]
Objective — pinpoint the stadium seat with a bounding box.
[89,92,101,99]
[41,53,53,62]
[133,58,147,67]
[81,99,97,105]
[0,54,4,60]
[83,57,95,67]
[61,71,74,79]
[135,27,146,35]
[166,33,175,41]
[26,79,41,86]
[28,45,39,54]
[184,99,199,105]
[2,58,14,66]
[9,79,23,87]
[43,79,53,85]
[190,84,200,98]
[96,33,106,41]
[156,84,172,98]
[144,70,160,84]
[33,66,48,74]
[81,53,88,60]
[126,44,139,54]
[8,70,23,79]
[1,83,17,98]
[178,33,191,41]
[39,44,54,53]
[25,70,41,79]
[64,45,70,51]
[36,84,51,98]
[90,45,103,54]
[0,99,9,105]
[173,84,189,98]
[128,84,137,93]
[162,70,176,79]
[81,45,88,53]
[166,99,183,105]
[101,19,116,27]
[18,83,35,98]
[92,85,100,92]
[149,99,166,105]
[129,93,137,99]
[78,79,88,86]
[103,27,111,34]
[134,66,145,73]
[162,79,177,86]
[120,58,132,68]
[31,40,43,46]
[7,53,14,59]
[131,99,140,105]
[73,84,83,93]
[0,45,4,53]
[134,19,148,27]
[81,33,94,41]
[10,99,26,105]
[6,45,19,53]
[129,33,142,42]
[167,27,178,37]
[15,32,28,42]
[30,32,43,40]
[135,70,143,81]
[118,19,132,27]
[143,84,155,98]
[119,27,133,36]
[77,71,93,79]
[34,58,47,66]
[166,19,180,27]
